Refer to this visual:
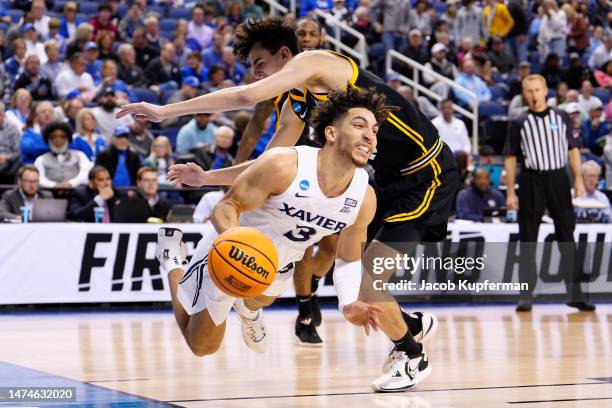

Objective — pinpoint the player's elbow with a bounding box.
[237,88,258,107]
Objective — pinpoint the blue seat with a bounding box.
[9,9,23,23]
[168,8,192,19]
[160,88,177,105]
[546,88,556,99]
[489,83,508,101]
[433,2,448,14]
[53,0,67,12]
[79,2,99,15]
[149,5,167,17]
[161,127,179,149]
[132,87,160,104]
[593,88,610,105]
[479,101,506,117]
[160,18,178,32]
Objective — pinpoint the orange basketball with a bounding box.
[208,227,278,298]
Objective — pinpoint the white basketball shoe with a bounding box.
[372,346,431,392]
[233,299,268,353]
[156,227,187,273]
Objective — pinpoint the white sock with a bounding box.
[162,259,184,275]
[237,300,259,320]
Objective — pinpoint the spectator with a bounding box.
[350,6,380,49]
[31,0,51,39]
[0,165,51,221]
[59,2,82,41]
[483,0,514,40]
[6,89,32,133]
[173,32,193,68]
[369,0,411,56]
[68,165,124,222]
[242,0,263,19]
[118,2,144,41]
[563,102,584,142]
[505,0,528,63]
[432,99,471,155]
[90,3,118,42]
[300,0,333,17]
[192,125,234,170]
[54,53,96,101]
[143,135,174,184]
[455,59,492,106]
[455,0,484,46]
[456,36,474,69]
[588,36,612,71]
[40,40,63,80]
[589,0,610,28]
[563,53,596,91]
[46,19,66,57]
[509,61,531,99]
[540,52,563,90]
[0,1,12,26]
[176,113,217,154]
[456,168,505,221]
[133,28,159,70]
[70,108,106,161]
[538,0,569,60]
[128,121,154,160]
[423,43,457,99]
[222,46,246,84]
[409,0,432,37]
[0,103,22,184]
[34,122,92,188]
[23,23,48,65]
[578,80,603,114]
[65,22,94,60]
[135,166,172,220]
[508,93,528,120]
[203,64,225,92]
[91,87,134,140]
[580,160,611,222]
[5,38,27,79]
[559,90,588,121]
[202,31,226,68]
[100,60,134,105]
[594,60,612,89]
[188,4,214,50]
[95,127,141,187]
[14,55,54,101]
[193,188,225,223]
[54,95,84,129]
[487,38,514,75]
[182,51,209,85]
[397,29,429,79]
[226,2,244,26]
[96,31,117,62]
[565,5,589,55]
[145,43,181,90]
[547,81,568,108]
[0,66,12,106]
[117,44,145,87]
[145,16,164,53]
[83,41,103,85]
[581,105,608,158]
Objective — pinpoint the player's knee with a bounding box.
[188,340,221,357]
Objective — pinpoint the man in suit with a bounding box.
[0,165,52,221]
[68,165,125,222]
[95,127,141,187]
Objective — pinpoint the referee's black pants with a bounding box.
[518,168,585,301]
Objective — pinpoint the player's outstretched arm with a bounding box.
[334,186,381,335]
[210,148,296,233]
[115,53,321,122]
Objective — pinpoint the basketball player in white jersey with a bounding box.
[158,88,431,391]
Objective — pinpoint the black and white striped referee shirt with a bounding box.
[503,107,580,171]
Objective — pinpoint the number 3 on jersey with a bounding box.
[283,225,317,242]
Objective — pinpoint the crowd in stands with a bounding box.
[0,0,610,223]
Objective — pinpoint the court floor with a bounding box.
[0,303,611,407]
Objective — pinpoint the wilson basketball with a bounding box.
[208,227,278,298]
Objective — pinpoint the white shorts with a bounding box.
[176,223,295,326]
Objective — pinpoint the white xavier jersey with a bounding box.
[240,146,369,271]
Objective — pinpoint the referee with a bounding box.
[503,74,595,312]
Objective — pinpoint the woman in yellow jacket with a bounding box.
[483,0,514,39]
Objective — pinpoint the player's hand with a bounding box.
[115,102,166,122]
[573,179,585,198]
[342,301,382,336]
[167,162,207,187]
[506,191,518,210]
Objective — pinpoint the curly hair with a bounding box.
[233,17,299,62]
[310,86,395,146]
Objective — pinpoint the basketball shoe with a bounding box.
[233,299,268,353]
[372,345,431,392]
[310,295,322,326]
[295,316,323,347]
[156,228,187,273]
[382,311,438,372]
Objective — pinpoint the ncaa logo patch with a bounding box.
[293,103,302,113]
[299,180,310,191]
[550,123,559,131]
[345,198,358,207]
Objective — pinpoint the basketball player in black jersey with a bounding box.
[117,16,458,392]
[234,17,332,347]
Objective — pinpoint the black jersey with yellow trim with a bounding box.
[273,91,312,146]
[287,51,446,184]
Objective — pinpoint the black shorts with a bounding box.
[367,144,459,244]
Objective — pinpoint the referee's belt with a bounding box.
[399,138,443,176]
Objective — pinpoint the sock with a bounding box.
[392,330,422,357]
[296,295,312,321]
[311,275,321,293]
[162,259,184,275]
[238,300,259,320]
[403,311,423,335]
